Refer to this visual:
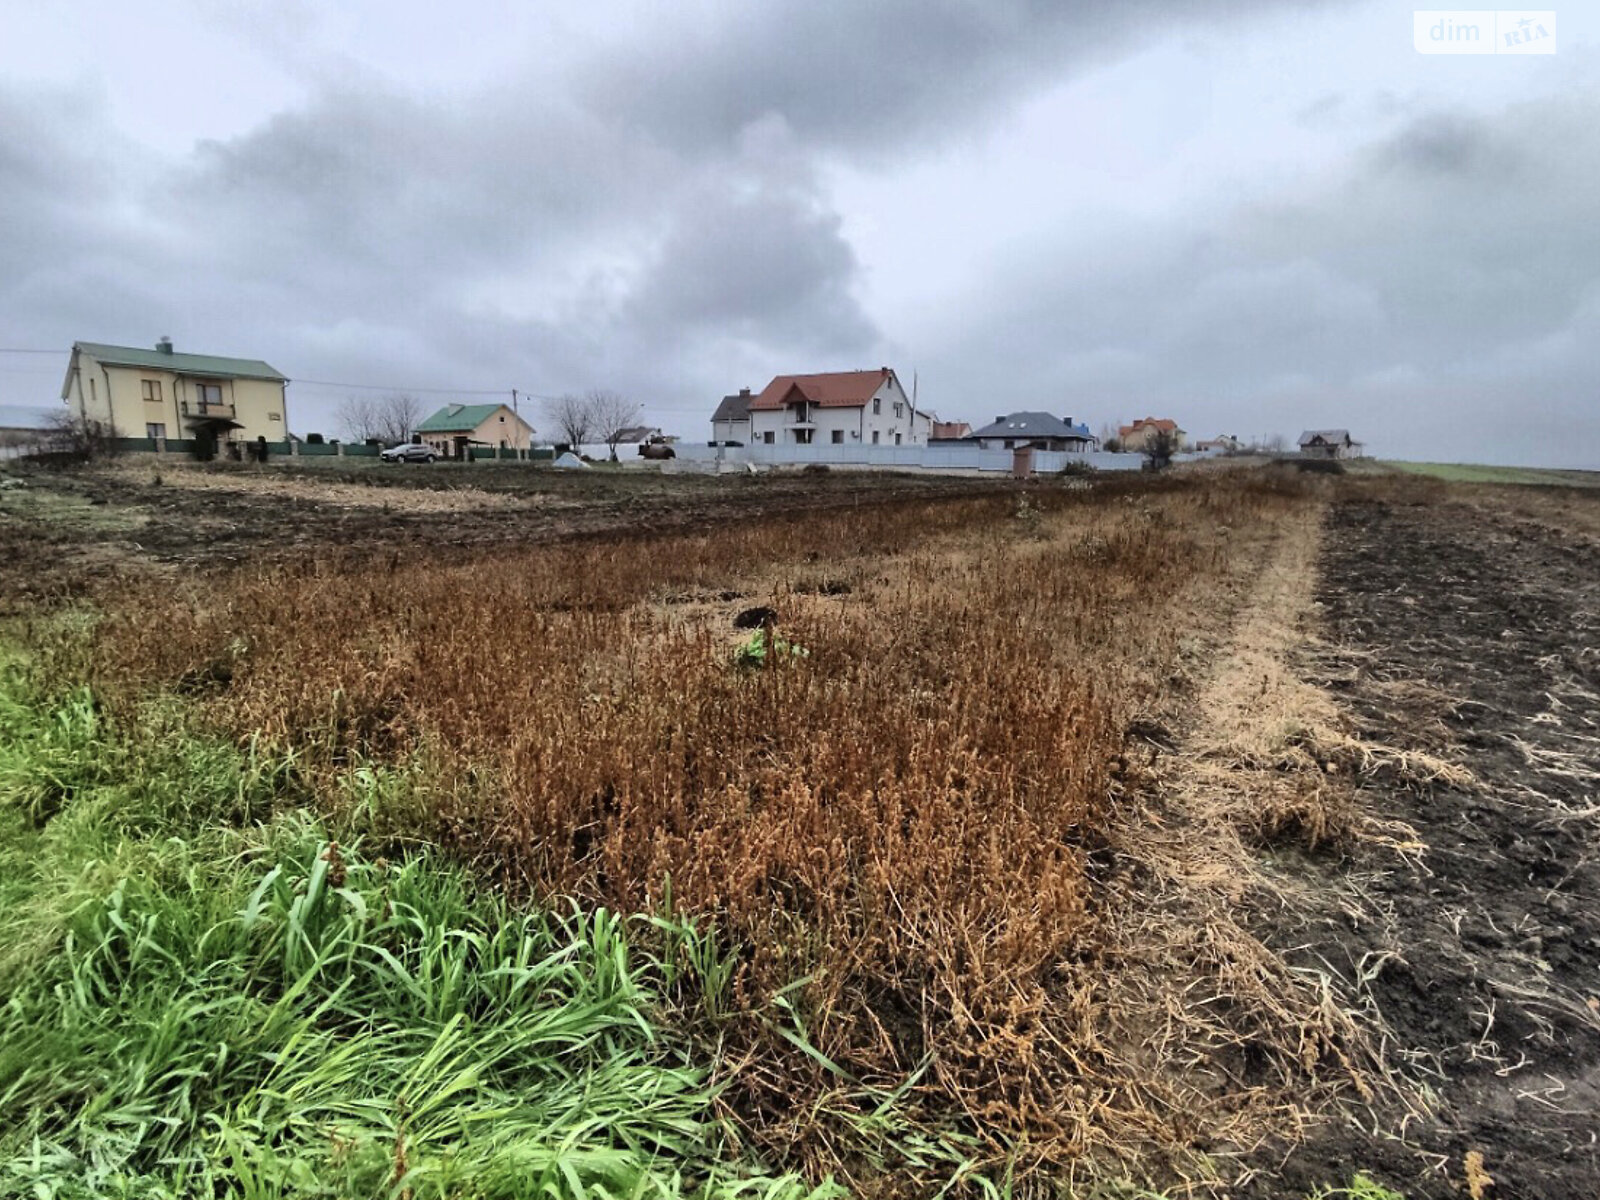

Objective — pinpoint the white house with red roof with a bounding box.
[744,368,930,448]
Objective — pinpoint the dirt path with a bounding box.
[1282,489,1600,1198]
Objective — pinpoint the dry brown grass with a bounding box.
[59,472,1402,1192]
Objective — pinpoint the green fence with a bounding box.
[113,437,158,453]
[299,441,338,456]
[345,443,380,458]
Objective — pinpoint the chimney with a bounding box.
[156,336,173,354]
[739,387,750,397]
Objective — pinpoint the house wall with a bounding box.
[469,408,532,450]
[711,417,750,444]
[1300,440,1356,459]
[747,376,928,447]
[1120,425,1187,452]
[66,351,289,442]
[974,436,1092,451]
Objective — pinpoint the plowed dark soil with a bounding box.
[1280,485,1600,1199]
[0,462,1008,613]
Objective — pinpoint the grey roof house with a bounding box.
[710,388,754,445]
[970,412,1097,451]
[1297,429,1362,459]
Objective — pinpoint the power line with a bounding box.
[291,377,508,396]
[0,348,707,416]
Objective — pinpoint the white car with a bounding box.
[380,442,437,464]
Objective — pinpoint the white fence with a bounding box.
[667,442,1148,474]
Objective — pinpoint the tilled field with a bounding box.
[0,461,1007,613]
[4,459,1596,1197]
[1277,483,1600,1198]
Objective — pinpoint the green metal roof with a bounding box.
[416,403,507,433]
[74,341,287,382]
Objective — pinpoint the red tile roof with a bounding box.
[747,369,892,411]
[1118,417,1182,437]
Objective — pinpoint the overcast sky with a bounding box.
[1,0,1594,465]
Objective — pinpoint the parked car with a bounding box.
[380,442,437,464]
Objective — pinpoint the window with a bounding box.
[499,415,505,422]
[794,429,813,444]
[872,398,881,415]
[895,433,902,445]
[141,379,163,402]
[894,402,903,418]
[831,429,844,444]
[871,430,880,445]
[145,422,166,439]
[763,431,775,445]
[197,383,223,410]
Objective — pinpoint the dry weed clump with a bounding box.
[72,475,1356,1186]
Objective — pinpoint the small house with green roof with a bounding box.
[416,402,534,458]
[61,338,289,457]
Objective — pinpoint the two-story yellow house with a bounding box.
[61,338,289,456]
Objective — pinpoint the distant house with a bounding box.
[612,425,665,448]
[711,389,754,445]
[416,402,534,458]
[745,368,928,447]
[61,338,288,457]
[1118,417,1187,452]
[970,412,1096,452]
[931,420,972,441]
[1194,434,1242,454]
[0,404,52,458]
[1297,429,1362,460]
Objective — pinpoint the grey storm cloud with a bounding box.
[917,89,1600,463]
[580,0,1341,158]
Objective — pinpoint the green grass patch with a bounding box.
[0,665,838,1200]
[1382,460,1600,487]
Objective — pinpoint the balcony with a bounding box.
[181,399,237,421]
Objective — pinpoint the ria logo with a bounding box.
[1414,10,1556,53]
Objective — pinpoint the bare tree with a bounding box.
[586,389,639,461]
[339,395,380,443]
[545,393,594,451]
[43,411,118,460]
[339,394,424,445]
